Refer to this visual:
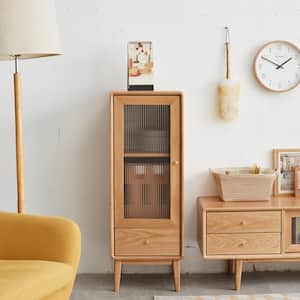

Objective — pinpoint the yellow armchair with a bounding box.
[0,211,81,300]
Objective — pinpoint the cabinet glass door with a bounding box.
[285,211,300,252]
[124,105,170,219]
[113,95,181,228]
[291,217,300,245]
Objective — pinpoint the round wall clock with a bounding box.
[254,40,300,92]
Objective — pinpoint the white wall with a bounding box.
[1,0,300,274]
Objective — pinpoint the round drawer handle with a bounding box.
[173,160,180,165]
[239,242,246,247]
[144,239,150,245]
[240,221,246,225]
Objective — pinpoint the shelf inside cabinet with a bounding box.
[124,152,170,158]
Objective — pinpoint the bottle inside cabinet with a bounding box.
[124,157,170,219]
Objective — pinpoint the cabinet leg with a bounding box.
[227,260,235,274]
[114,260,122,293]
[172,260,180,292]
[234,259,243,291]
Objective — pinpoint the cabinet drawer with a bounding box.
[115,228,180,256]
[207,211,281,234]
[207,233,281,255]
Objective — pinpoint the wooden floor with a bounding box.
[72,272,300,300]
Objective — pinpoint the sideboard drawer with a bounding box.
[207,233,281,255]
[207,211,281,234]
[115,228,180,256]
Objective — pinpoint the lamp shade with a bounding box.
[0,0,61,60]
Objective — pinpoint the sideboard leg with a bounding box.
[234,259,243,290]
[114,260,122,293]
[173,260,181,292]
[227,260,235,273]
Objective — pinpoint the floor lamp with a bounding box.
[0,0,61,213]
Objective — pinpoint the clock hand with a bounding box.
[276,57,293,69]
[261,56,284,69]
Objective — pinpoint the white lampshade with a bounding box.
[0,0,61,60]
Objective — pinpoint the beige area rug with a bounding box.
[155,295,300,300]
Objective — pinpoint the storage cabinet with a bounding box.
[198,196,300,290]
[110,91,183,292]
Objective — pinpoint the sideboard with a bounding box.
[198,196,300,290]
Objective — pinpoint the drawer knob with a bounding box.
[144,239,150,245]
[173,160,180,165]
[239,242,246,247]
[240,221,246,225]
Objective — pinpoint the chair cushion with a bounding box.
[0,260,73,300]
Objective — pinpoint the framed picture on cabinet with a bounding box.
[273,149,300,196]
[127,41,154,91]
[295,167,300,198]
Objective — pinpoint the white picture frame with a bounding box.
[273,149,300,196]
[127,41,154,90]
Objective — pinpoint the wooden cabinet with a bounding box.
[110,91,183,292]
[198,196,300,290]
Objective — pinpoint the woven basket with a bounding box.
[211,167,278,201]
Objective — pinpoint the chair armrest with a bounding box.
[0,211,81,272]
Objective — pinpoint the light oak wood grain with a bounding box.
[114,261,122,293]
[199,196,300,211]
[173,260,180,292]
[207,233,281,256]
[198,196,300,290]
[228,259,235,273]
[207,211,281,234]
[124,152,170,158]
[235,259,243,290]
[110,97,115,262]
[113,93,182,229]
[14,73,25,213]
[111,91,183,291]
[115,228,180,256]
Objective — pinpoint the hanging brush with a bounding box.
[218,27,240,121]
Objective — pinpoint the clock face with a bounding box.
[254,41,300,92]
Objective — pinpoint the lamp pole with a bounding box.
[13,55,25,213]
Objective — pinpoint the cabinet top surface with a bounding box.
[111,91,183,97]
[198,196,300,211]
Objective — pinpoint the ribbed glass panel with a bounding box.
[124,158,170,219]
[124,105,170,153]
[291,217,300,244]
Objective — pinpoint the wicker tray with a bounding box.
[211,167,278,201]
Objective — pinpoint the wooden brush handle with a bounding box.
[226,42,230,79]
